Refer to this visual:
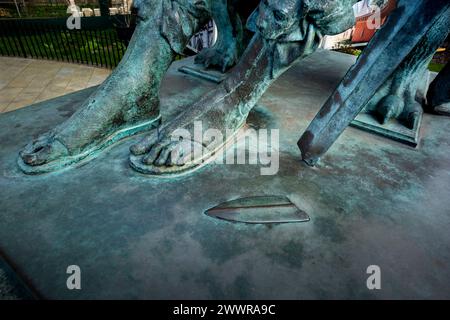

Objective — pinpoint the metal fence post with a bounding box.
[98,0,110,17]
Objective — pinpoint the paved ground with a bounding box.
[0,51,449,299]
[0,57,111,113]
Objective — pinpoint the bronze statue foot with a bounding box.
[18,18,169,174]
[129,34,274,176]
[194,44,239,73]
[19,117,160,175]
[372,91,422,130]
[128,76,252,176]
[361,35,434,130]
[194,0,256,73]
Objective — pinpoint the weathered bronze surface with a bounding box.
[17,0,450,175]
[4,52,450,298]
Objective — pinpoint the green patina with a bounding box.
[16,0,449,175]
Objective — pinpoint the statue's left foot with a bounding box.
[129,87,248,176]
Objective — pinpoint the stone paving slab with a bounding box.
[0,57,111,113]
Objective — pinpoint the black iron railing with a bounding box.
[0,17,129,68]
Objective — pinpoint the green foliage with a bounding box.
[0,29,127,68]
[334,47,362,57]
[1,4,99,18]
[333,40,362,57]
[25,5,69,18]
[428,63,445,73]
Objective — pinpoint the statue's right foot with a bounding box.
[18,114,160,174]
[18,79,162,173]
[18,15,173,174]
[17,72,162,174]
